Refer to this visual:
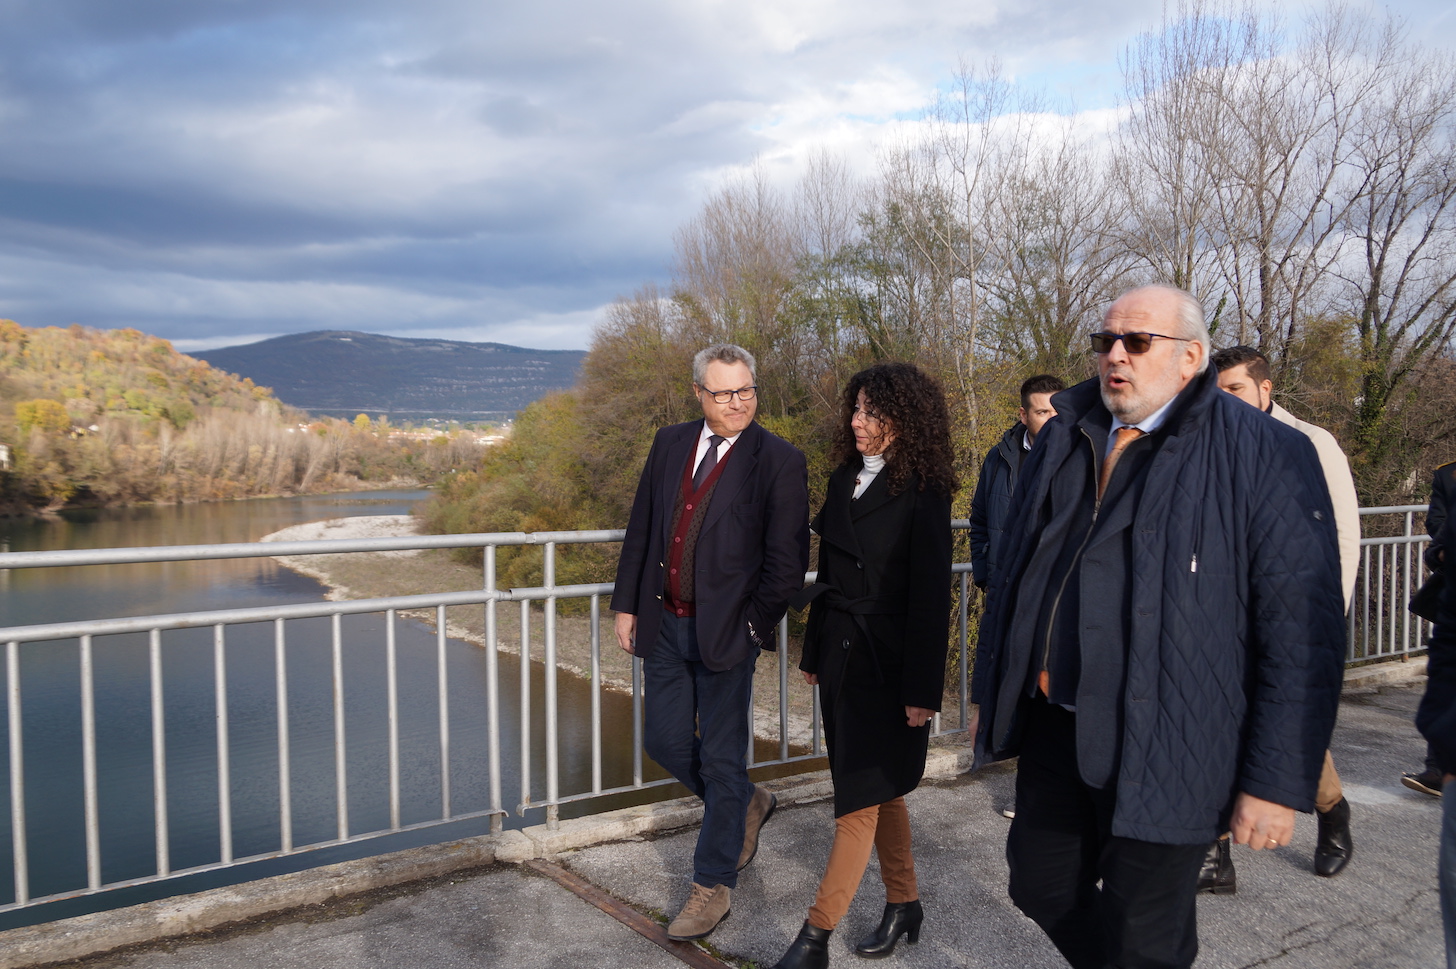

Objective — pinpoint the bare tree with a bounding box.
[1336,40,1456,485]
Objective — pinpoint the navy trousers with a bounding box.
[1008,698,1208,969]
[642,611,758,889]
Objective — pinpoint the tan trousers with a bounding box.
[807,796,918,931]
[1316,749,1343,814]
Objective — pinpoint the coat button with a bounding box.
[674,537,681,543]
[842,638,851,649]
[670,568,677,575]
[686,503,693,510]
[856,561,863,569]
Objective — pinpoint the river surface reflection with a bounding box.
[0,491,678,929]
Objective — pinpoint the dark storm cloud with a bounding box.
[0,0,1449,349]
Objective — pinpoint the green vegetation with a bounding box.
[0,320,487,515]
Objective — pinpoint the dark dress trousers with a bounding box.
[611,418,809,889]
[800,463,952,817]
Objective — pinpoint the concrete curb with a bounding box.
[1345,656,1426,690]
[0,834,511,969]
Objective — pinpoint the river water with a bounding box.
[0,491,668,929]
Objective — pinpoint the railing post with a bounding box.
[275,618,293,853]
[589,595,602,794]
[386,610,401,830]
[519,598,531,819]
[543,542,559,830]
[7,640,27,906]
[331,614,348,841]
[150,629,170,876]
[778,614,789,761]
[484,544,502,835]
[436,605,451,820]
[215,625,232,865]
[81,634,100,889]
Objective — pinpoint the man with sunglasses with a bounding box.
[972,286,1345,969]
[612,343,810,942]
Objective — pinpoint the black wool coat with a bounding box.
[800,462,953,817]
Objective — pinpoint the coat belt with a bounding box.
[793,583,904,685]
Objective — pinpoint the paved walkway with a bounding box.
[30,679,1446,969]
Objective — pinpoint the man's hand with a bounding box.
[906,706,935,728]
[1229,792,1296,851]
[802,671,819,685]
[614,612,637,655]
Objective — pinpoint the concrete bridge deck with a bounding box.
[7,667,1443,969]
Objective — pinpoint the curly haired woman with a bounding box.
[773,362,957,968]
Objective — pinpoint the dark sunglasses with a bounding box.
[1089,331,1187,354]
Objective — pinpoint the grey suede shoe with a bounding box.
[737,784,778,870]
[667,882,731,941]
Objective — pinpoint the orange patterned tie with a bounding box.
[1098,426,1146,501]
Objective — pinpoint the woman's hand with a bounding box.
[905,706,934,728]
[802,671,819,685]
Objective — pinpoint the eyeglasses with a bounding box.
[699,385,758,403]
[852,405,884,424]
[1089,331,1188,354]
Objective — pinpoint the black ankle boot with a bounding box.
[772,921,831,969]
[1315,797,1353,877]
[854,899,923,959]
[1195,837,1236,895]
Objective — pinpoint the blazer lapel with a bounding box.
[698,421,759,537]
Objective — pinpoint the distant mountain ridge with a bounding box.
[194,330,586,419]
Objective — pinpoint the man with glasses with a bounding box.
[612,344,810,942]
[971,286,1345,969]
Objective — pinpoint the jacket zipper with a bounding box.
[1040,427,1103,694]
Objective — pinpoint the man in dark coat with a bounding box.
[612,344,810,942]
[969,374,1063,590]
[1407,461,1456,796]
[1415,473,1456,964]
[971,285,1346,969]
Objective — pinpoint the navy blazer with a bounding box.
[611,419,810,672]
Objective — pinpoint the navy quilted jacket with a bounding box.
[972,369,1346,844]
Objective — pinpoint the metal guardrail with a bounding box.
[0,509,1431,915]
[1352,505,1435,665]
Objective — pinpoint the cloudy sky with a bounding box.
[1,1,1453,353]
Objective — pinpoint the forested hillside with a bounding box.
[0,321,484,515]
[422,1,1456,591]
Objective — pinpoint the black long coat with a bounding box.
[800,461,952,817]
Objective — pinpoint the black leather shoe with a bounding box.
[1315,797,1353,877]
[854,899,923,959]
[772,922,831,969]
[1196,837,1236,895]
